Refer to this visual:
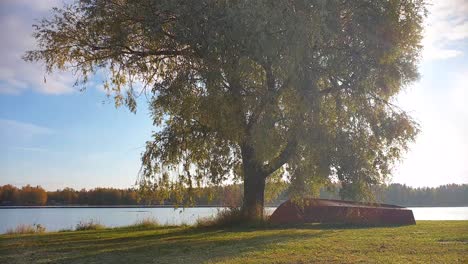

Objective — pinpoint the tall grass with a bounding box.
[75,219,105,231]
[129,217,161,229]
[6,224,46,235]
[196,207,269,228]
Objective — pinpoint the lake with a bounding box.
[1,207,467,233]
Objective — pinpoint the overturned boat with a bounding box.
[269,198,416,225]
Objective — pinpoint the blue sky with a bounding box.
[0,89,153,190]
[0,0,467,190]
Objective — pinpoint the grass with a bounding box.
[0,221,466,263]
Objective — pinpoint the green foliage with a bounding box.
[25,0,426,209]
[264,167,288,203]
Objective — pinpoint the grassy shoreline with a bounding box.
[1,221,467,263]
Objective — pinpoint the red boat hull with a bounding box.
[269,199,416,225]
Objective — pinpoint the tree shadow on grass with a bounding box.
[3,226,332,264]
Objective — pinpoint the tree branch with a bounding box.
[262,138,297,177]
[88,44,190,57]
[247,63,290,130]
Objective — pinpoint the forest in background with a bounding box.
[0,183,466,207]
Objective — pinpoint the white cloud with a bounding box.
[0,1,75,95]
[422,0,468,60]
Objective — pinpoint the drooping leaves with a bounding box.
[26,0,426,203]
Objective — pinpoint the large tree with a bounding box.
[25,0,425,220]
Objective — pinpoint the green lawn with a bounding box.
[1,221,467,263]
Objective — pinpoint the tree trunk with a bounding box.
[242,167,266,220]
[241,144,267,221]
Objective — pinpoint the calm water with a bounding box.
[0,207,466,233]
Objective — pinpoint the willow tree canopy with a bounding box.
[25,0,425,219]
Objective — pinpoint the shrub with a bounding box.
[195,207,266,227]
[58,228,73,232]
[130,217,161,229]
[6,224,46,235]
[75,219,105,231]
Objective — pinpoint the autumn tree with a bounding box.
[26,0,425,220]
[0,184,20,205]
[19,185,48,206]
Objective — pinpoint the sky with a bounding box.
[0,0,467,191]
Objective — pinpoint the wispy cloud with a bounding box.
[0,118,55,145]
[423,0,468,60]
[0,0,75,95]
[11,147,50,153]
[0,118,55,135]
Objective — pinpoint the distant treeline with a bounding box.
[318,183,468,207]
[0,183,466,207]
[0,184,241,207]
